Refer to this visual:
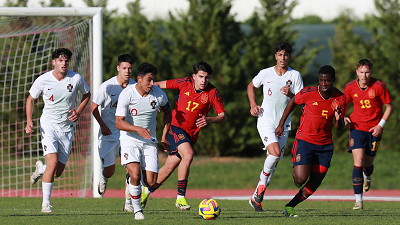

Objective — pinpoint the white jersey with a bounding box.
[92,76,136,141]
[252,66,303,130]
[115,83,169,143]
[29,70,90,132]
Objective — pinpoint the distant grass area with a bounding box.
[108,150,400,190]
[1,197,400,224]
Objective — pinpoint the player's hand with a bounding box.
[369,125,383,137]
[280,85,290,96]
[68,109,80,122]
[196,114,209,128]
[344,117,351,126]
[137,127,151,139]
[161,138,170,152]
[25,121,34,134]
[275,125,284,137]
[250,105,261,116]
[100,125,112,136]
[334,106,342,120]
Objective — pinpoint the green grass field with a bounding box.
[2,197,400,224]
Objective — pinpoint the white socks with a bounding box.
[129,183,142,213]
[42,182,54,205]
[258,155,280,186]
[355,193,362,202]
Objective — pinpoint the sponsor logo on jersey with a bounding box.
[353,93,358,97]
[368,89,376,98]
[331,99,339,110]
[150,100,157,109]
[201,93,208,104]
[44,145,47,151]
[184,92,190,96]
[48,88,53,90]
[313,102,318,105]
[267,81,273,83]
[111,94,118,96]
[286,80,292,86]
[296,153,301,162]
[350,138,354,147]
[124,153,129,160]
[178,134,185,140]
[264,136,268,143]
[67,84,73,92]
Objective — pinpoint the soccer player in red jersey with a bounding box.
[141,61,226,210]
[343,59,393,210]
[276,65,346,217]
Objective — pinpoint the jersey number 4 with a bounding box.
[49,95,54,102]
[186,101,199,112]
[110,100,118,108]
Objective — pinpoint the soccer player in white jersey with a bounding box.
[115,62,171,220]
[91,54,136,211]
[25,48,91,213]
[247,42,304,212]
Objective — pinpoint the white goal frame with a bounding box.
[0,7,103,198]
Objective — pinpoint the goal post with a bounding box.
[0,7,102,198]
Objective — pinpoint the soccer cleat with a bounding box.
[98,177,108,195]
[252,184,266,203]
[283,206,298,217]
[249,197,264,212]
[41,204,52,213]
[141,186,150,209]
[175,197,191,210]
[134,210,145,220]
[353,200,363,210]
[123,203,134,212]
[30,160,43,185]
[363,173,371,192]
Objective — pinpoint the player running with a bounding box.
[247,42,303,212]
[276,65,346,217]
[91,54,136,211]
[343,59,393,210]
[141,61,226,210]
[26,48,91,213]
[115,62,171,220]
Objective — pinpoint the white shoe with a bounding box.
[41,203,52,213]
[98,177,108,195]
[123,203,134,212]
[30,161,43,185]
[353,200,363,210]
[134,210,145,220]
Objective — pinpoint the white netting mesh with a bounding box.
[0,16,93,197]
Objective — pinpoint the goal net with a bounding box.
[0,7,102,198]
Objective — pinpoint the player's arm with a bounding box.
[196,112,226,128]
[154,81,167,89]
[68,91,91,122]
[90,102,112,136]
[161,105,172,152]
[247,81,261,116]
[25,95,36,134]
[334,107,345,131]
[280,85,294,98]
[115,116,151,139]
[275,97,297,136]
[370,102,394,137]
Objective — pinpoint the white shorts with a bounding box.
[98,139,120,167]
[257,122,288,159]
[120,141,159,173]
[40,126,74,164]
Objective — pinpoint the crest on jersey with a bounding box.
[124,153,129,160]
[331,99,339,110]
[178,134,185,140]
[201,93,208,104]
[286,80,292,86]
[368,89,375,98]
[67,84,73,92]
[44,145,47,151]
[150,100,157,109]
[350,138,354,147]
[296,154,301,162]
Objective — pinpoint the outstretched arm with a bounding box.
[275,97,297,136]
[196,112,226,128]
[154,81,167,89]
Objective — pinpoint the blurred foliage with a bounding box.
[291,15,324,25]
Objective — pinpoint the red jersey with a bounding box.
[344,78,392,132]
[295,86,346,145]
[166,77,225,142]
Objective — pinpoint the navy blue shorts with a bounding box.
[167,125,195,159]
[291,138,333,168]
[348,129,381,157]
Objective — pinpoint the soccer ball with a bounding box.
[198,198,221,220]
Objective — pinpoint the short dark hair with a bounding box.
[193,61,213,75]
[137,62,157,77]
[319,65,336,81]
[52,48,72,60]
[275,42,292,54]
[118,54,134,65]
[357,58,373,70]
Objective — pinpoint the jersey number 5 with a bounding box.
[186,101,199,112]
[322,110,328,119]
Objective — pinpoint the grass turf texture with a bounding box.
[1,198,400,224]
[108,151,400,190]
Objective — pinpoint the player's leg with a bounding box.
[97,140,119,195]
[139,143,159,209]
[175,142,194,210]
[362,133,381,193]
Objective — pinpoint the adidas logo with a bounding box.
[353,93,358,97]
[313,102,318,105]
[185,92,190,96]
